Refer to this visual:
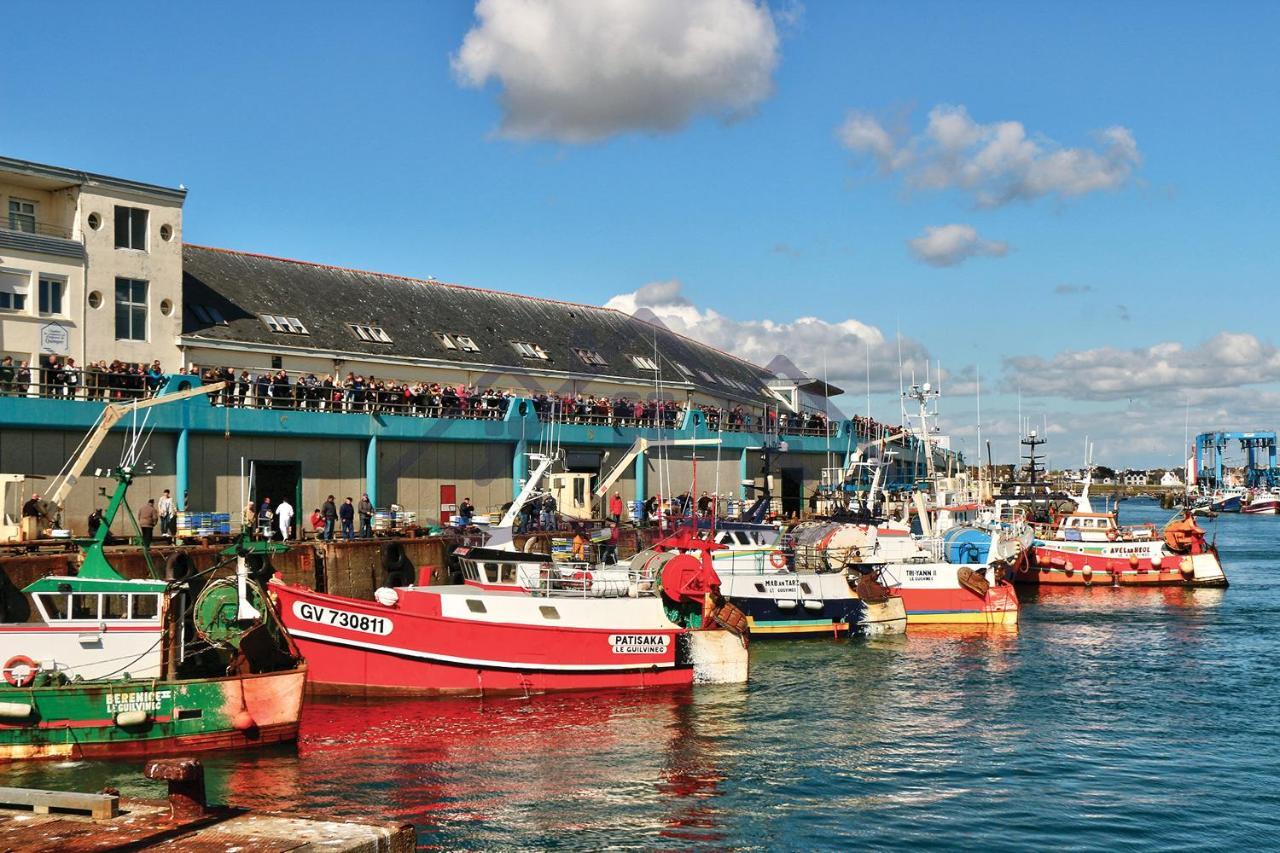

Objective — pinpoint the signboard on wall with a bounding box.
[39,322,69,355]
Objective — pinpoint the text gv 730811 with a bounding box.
[291,601,393,636]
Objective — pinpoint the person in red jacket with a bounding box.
[608,492,623,523]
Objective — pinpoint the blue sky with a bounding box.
[3,1,1276,468]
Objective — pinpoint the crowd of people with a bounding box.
[1,358,914,441]
[0,355,170,399]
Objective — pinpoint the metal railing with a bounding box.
[2,218,76,240]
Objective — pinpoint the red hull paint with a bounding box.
[1242,500,1280,515]
[48,721,300,760]
[1027,545,1197,586]
[291,633,694,697]
[889,582,1019,625]
[273,583,695,696]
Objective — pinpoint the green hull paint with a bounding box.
[0,666,306,761]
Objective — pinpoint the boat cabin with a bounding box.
[4,576,168,683]
[1047,513,1155,542]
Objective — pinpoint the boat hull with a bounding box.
[1242,499,1280,515]
[881,564,1019,626]
[1026,544,1227,587]
[272,583,746,696]
[718,571,905,637]
[0,666,306,762]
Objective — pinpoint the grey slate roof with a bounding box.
[180,245,776,400]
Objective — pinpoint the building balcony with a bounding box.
[0,219,84,260]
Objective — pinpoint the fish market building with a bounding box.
[0,155,951,536]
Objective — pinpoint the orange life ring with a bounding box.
[3,655,36,688]
[769,551,788,569]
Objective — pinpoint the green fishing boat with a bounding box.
[0,379,306,761]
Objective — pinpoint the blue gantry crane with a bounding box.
[1195,431,1279,489]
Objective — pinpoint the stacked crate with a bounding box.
[176,511,232,537]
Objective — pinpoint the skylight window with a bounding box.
[631,355,659,370]
[206,305,227,325]
[698,369,715,383]
[260,314,308,335]
[513,341,549,360]
[454,335,480,352]
[573,347,608,367]
[192,304,212,324]
[349,324,392,344]
[674,363,693,377]
[435,332,457,350]
[193,304,227,325]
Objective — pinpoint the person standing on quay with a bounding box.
[322,494,338,541]
[608,491,623,524]
[460,497,475,526]
[358,493,374,538]
[258,497,274,540]
[157,489,175,538]
[137,498,159,549]
[277,497,294,542]
[339,497,355,540]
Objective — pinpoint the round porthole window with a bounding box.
[88,290,103,309]
[160,224,173,242]
[160,299,174,316]
[87,212,101,230]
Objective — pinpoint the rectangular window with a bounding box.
[191,304,213,324]
[260,314,309,335]
[102,594,129,619]
[512,341,548,359]
[630,355,659,370]
[114,205,148,250]
[435,332,457,350]
[675,363,693,377]
[131,594,159,620]
[348,324,391,343]
[206,305,227,325]
[38,277,64,315]
[115,277,148,341]
[0,270,29,312]
[454,335,480,352]
[8,198,36,233]
[71,593,99,620]
[573,347,607,366]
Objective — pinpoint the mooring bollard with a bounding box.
[143,757,207,819]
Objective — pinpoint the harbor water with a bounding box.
[7,500,1278,849]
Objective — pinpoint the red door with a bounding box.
[440,484,456,526]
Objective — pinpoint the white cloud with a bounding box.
[839,104,1141,207]
[907,224,1009,267]
[1003,332,1280,402]
[605,279,931,390]
[452,0,780,143]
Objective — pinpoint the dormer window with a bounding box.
[512,341,549,360]
[573,347,607,367]
[349,324,392,344]
[261,314,308,335]
[630,355,659,370]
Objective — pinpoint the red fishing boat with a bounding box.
[272,453,749,696]
[1024,509,1227,587]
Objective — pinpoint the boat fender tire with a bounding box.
[1129,554,1140,570]
[3,655,37,688]
[1180,562,1195,578]
[165,551,196,582]
[381,542,406,571]
[768,551,787,570]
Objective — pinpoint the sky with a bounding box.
[2,1,1276,470]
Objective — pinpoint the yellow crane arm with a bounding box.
[594,437,722,498]
[45,381,228,516]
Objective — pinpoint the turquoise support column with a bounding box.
[634,452,646,503]
[739,447,748,500]
[365,435,378,507]
[513,439,529,499]
[176,427,189,511]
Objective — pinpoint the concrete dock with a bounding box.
[0,759,414,852]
